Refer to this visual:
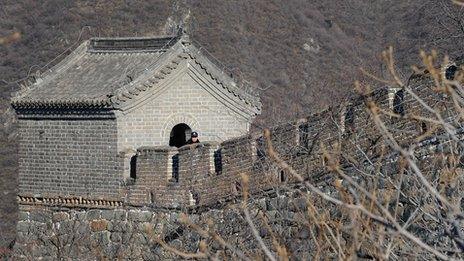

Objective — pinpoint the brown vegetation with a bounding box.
[1,0,464,257]
[152,49,464,259]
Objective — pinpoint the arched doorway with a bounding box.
[169,123,192,148]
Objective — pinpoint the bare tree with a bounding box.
[156,29,464,261]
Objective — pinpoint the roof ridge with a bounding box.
[89,35,178,41]
[108,41,186,106]
[88,33,182,53]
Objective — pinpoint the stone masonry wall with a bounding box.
[130,91,369,209]
[17,115,122,200]
[14,74,462,259]
[125,137,277,208]
[14,190,315,260]
[16,75,455,209]
[117,74,459,208]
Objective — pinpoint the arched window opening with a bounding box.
[445,65,457,80]
[169,123,192,148]
[130,155,137,180]
[393,90,405,116]
[214,149,223,175]
[149,192,154,204]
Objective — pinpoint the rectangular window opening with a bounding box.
[171,154,179,182]
[214,149,223,175]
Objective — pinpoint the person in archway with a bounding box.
[186,131,200,144]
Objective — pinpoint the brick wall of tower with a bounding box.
[17,114,122,200]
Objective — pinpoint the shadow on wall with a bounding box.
[169,123,192,148]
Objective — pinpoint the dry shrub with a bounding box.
[156,45,464,261]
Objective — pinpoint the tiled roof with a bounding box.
[11,33,261,114]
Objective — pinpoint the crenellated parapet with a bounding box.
[15,71,463,210]
[125,140,260,208]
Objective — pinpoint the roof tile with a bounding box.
[12,33,261,113]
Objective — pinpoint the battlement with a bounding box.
[127,141,252,207]
[15,71,462,209]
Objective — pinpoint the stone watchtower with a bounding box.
[11,32,261,206]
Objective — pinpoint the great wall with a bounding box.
[11,61,464,259]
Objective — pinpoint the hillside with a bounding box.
[1,0,463,250]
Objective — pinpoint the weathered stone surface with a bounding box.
[128,211,152,223]
[107,221,126,232]
[266,198,276,211]
[91,231,111,247]
[29,211,52,223]
[90,220,108,232]
[259,227,269,237]
[137,222,152,233]
[86,210,101,220]
[294,197,308,212]
[18,211,29,222]
[17,118,121,200]
[14,194,313,260]
[52,212,69,222]
[74,211,86,221]
[76,222,90,235]
[257,198,266,210]
[133,233,149,245]
[101,210,115,220]
[267,210,277,219]
[58,220,76,234]
[110,232,122,242]
[16,221,30,233]
[113,210,126,221]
